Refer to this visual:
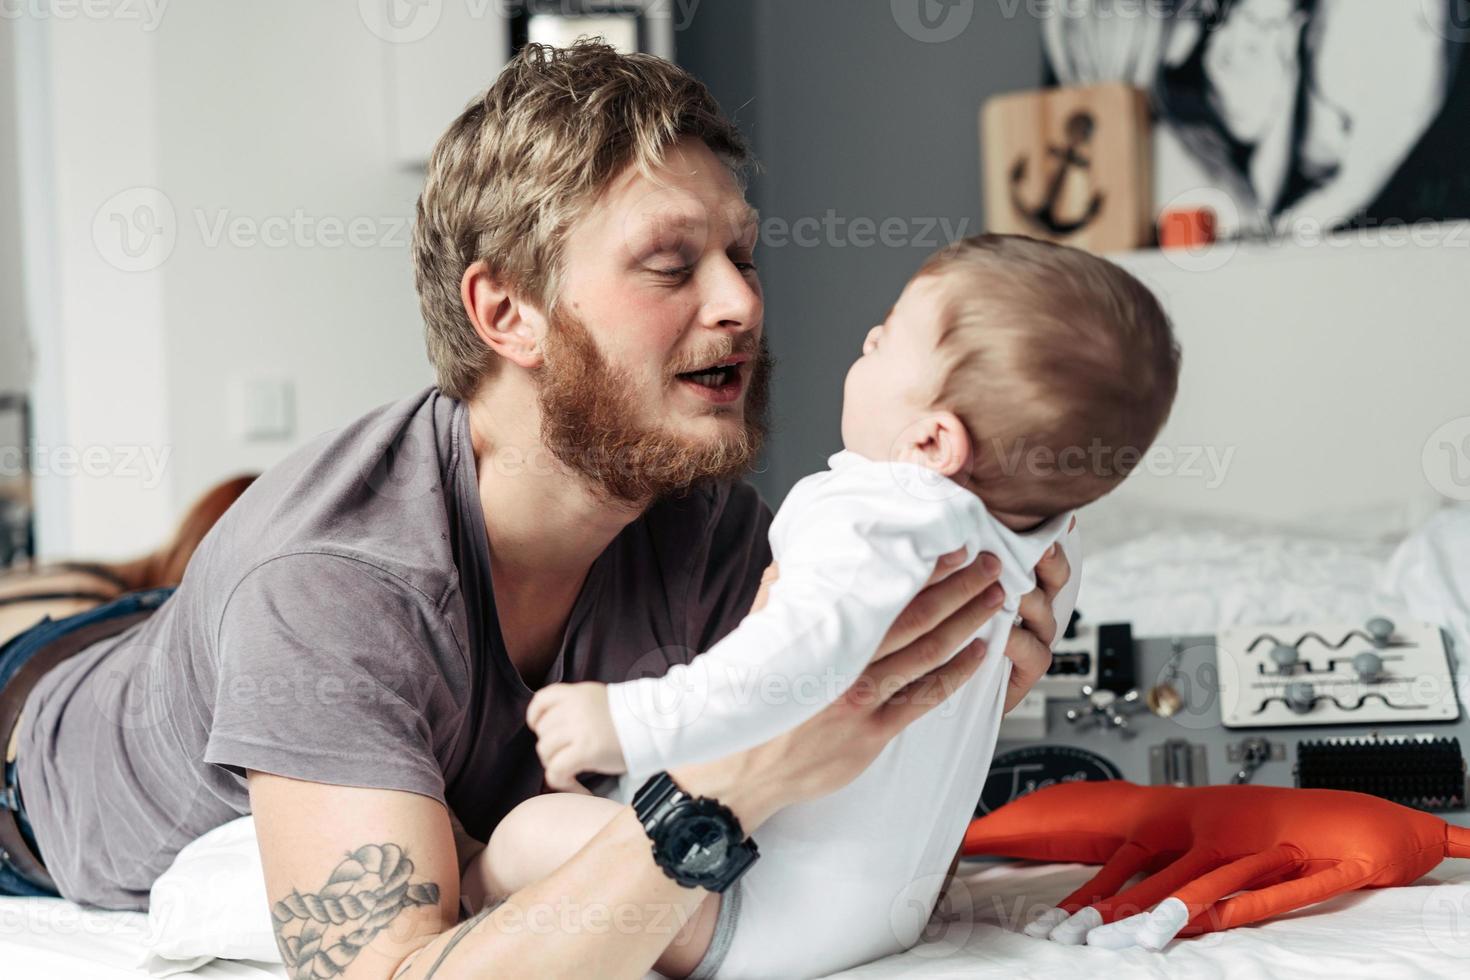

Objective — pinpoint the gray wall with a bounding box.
[681,0,1044,504]
[0,19,28,393]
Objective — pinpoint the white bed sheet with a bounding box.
[10,860,1470,980]
[827,859,1470,979]
[0,896,283,979]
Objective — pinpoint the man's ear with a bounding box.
[901,411,973,480]
[461,260,545,369]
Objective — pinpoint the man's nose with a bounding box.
[701,260,762,334]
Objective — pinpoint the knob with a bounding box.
[1353,651,1385,684]
[1270,644,1299,674]
[1285,681,1316,714]
[1365,617,1394,647]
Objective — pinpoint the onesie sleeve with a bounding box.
[608,469,975,778]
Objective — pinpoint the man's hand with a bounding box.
[527,681,627,791]
[1000,516,1077,713]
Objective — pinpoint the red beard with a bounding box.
[534,309,772,504]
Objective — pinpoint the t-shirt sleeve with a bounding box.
[204,552,451,805]
[683,480,774,655]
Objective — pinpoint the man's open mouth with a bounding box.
[678,359,743,389]
[676,356,749,403]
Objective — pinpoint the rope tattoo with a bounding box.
[271,843,441,979]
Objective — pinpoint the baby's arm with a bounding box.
[527,528,960,789]
[607,495,973,778]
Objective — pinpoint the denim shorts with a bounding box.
[0,585,177,897]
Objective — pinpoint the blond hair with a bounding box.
[917,234,1181,515]
[412,41,750,399]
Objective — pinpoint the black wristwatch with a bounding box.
[631,772,759,893]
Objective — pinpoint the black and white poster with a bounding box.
[1042,0,1470,239]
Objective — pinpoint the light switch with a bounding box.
[232,377,295,441]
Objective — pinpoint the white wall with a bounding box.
[153,2,435,515]
[12,12,173,559]
[0,19,28,394]
[1104,223,1470,531]
[16,2,449,558]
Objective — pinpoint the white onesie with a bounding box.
[607,450,1080,979]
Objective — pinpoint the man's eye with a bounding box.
[654,265,693,280]
[735,261,758,273]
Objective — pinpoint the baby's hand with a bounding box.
[526,682,627,792]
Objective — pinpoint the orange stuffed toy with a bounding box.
[962,781,1470,949]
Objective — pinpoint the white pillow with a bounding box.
[139,815,280,976]
[1383,505,1470,658]
[1077,524,1402,635]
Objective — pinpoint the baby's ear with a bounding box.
[901,411,972,480]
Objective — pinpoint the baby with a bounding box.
[489,234,1180,978]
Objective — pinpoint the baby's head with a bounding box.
[841,234,1180,529]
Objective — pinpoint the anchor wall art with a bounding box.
[981,82,1154,253]
[1035,0,1470,241]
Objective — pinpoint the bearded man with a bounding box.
[0,42,1074,979]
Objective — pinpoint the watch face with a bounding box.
[664,813,731,876]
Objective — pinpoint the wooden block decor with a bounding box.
[981,83,1152,253]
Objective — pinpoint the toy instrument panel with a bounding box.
[984,616,1470,825]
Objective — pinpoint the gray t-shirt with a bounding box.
[17,387,772,910]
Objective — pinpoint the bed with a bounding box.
[1,505,1465,979]
[4,229,1469,977]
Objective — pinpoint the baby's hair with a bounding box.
[915,234,1181,516]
